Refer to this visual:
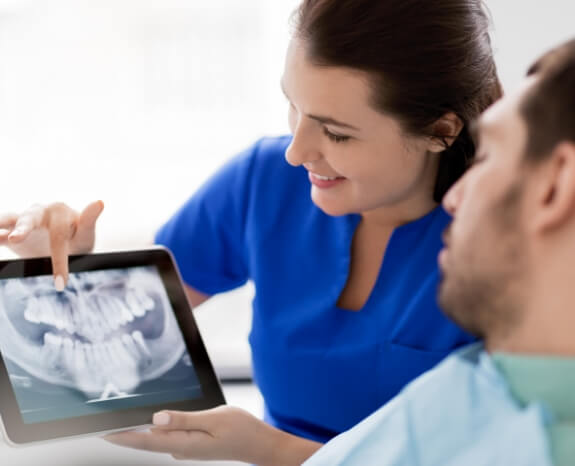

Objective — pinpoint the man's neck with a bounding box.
[488,307,575,357]
[487,252,575,357]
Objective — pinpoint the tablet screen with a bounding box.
[0,265,202,424]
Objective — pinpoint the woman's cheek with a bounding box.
[287,104,297,133]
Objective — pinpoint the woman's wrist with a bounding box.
[254,423,323,466]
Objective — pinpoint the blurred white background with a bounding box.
[0,0,573,378]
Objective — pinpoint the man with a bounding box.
[91,38,575,464]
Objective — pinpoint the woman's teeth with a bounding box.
[312,173,340,181]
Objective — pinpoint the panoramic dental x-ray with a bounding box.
[0,266,201,424]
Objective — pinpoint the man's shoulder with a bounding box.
[405,343,486,392]
[400,343,550,463]
[397,343,511,431]
[305,349,552,465]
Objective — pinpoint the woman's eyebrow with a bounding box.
[307,114,360,131]
[280,79,360,131]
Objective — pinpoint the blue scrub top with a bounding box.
[155,136,475,443]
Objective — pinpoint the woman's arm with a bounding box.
[184,284,211,308]
[105,406,322,465]
[0,201,214,308]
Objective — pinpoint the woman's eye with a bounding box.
[323,127,350,143]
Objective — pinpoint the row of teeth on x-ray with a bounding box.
[44,329,152,373]
[23,289,155,338]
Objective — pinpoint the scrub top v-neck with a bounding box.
[155,135,475,443]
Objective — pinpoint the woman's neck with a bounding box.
[360,196,439,230]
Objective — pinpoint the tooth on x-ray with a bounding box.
[96,382,128,401]
[0,267,185,399]
[8,374,32,388]
[43,332,65,371]
[132,330,151,356]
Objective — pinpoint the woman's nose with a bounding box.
[285,119,321,167]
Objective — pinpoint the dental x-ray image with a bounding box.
[0,266,202,424]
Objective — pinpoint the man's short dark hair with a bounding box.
[520,38,575,161]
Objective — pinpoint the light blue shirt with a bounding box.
[304,344,554,465]
[493,352,575,465]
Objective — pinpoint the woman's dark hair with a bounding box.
[293,0,503,201]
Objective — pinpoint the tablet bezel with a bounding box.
[0,247,226,445]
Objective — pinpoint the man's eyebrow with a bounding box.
[470,118,497,146]
[469,119,481,146]
[280,79,360,132]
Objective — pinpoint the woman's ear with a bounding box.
[531,142,575,234]
[427,112,464,153]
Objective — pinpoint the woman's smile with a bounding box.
[308,171,346,189]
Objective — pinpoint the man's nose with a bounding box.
[285,119,321,167]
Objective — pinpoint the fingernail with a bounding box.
[153,412,170,426]
[54,275,65,292]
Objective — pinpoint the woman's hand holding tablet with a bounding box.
[105,405,322,465]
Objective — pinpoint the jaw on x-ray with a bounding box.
[0,267,186,401]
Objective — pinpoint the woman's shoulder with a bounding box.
[234,135,292,165]
[196,135,300,200]
[251,134,293,157]
[240,136,341,233]
[245,135,295,176]
[239,135,310,197]
[219,135,296,183]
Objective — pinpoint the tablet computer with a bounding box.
[0,247,225,446]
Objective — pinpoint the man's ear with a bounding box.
[531,142,575,234]
[427,112,464,153]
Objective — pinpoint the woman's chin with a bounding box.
[311,198,351,217]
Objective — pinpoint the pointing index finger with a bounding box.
[45,204,78,288]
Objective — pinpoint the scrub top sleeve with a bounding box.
[155,141,259,295]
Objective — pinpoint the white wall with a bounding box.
[0,0,573,251]
[0,0,300,251]
[0,1,573,375]
[487,1,575,90]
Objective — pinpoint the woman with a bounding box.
[0,0,501,447]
